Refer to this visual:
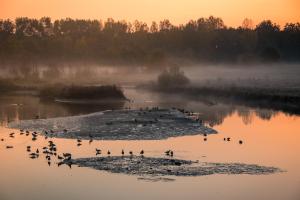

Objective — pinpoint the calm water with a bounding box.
[0,87,299,200]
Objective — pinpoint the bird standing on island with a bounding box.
[140,150,144,156]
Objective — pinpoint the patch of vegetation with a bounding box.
[39,85,127,100]
[157,66,190,90]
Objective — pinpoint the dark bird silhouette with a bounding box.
[36,149,39,154]
[204,138,207,141]
[58,155,64,160]
[77,139,82,143]
[239,140,243,144]
[165,150,171,156]
[107,150,111,155]
[96,148,101,155]
[1,138,4,141]
[63,153,72,158]
[140,150,144,156]
[6,146,13,149]
[121,149,124,155]
[129,151,133,156]
[170,151,174,157]
[227,137,231,141]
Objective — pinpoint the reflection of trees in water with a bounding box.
[255,109,278,120]
[237,107,254,125]
[0,92,287,127]
[0,95,125,125]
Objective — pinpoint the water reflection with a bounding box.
[0,88,296,127]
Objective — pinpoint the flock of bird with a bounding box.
[0,107,244,168]
[0,129,181,168]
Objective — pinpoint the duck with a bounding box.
[36,149,39,154]
[121,149,124,155]
[6,146,13,149]
[129,151,133,156]
[107,150,111,156]
[239,140,243,144]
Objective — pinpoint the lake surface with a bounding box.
[0,87,299,200]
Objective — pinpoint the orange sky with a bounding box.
[1,0,299,27]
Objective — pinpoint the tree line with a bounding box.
[0,16,299,65]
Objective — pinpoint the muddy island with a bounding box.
[9,108,217,140]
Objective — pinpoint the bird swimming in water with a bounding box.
[107,150,111,156]
[36,149,39,154]
[227,137,231,141]
[121,149,124,156]
[6,146,13,149]
[1,138,4,141]
[239,140,243,144]
[129,151,133,156]
[204,138,207,141]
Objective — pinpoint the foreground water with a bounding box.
[0,87,299,200]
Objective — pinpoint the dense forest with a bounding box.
[0,16,299,66]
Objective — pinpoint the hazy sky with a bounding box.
[1,0,299,27]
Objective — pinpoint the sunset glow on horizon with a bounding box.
[1,0,299,27]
